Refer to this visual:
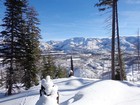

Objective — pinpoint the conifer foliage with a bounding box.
[42,55,56,79]
[21,6,41,89]
[0,0,26,95]
[0,0,41,95]
[41,55,67,79]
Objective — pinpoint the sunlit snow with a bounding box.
[0,77,140,105]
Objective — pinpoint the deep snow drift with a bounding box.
[0,77,140,105]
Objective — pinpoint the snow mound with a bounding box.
[66,79,83,87]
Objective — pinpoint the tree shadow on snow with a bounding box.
[0,89,39,103]
[60,92,84,105]
[122,81,140,88]
[59,79,104,105]
[59,79,103,92]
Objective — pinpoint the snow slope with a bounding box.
[0,77,140,105]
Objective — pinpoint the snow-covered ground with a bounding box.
[0,77,140,105]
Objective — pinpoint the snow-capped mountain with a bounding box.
[41,36,138,53]
[39,36,140,80]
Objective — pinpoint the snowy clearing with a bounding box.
[0,77,140,105]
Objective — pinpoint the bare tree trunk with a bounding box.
[69,56,74,77]
[111,0,116,80]
[7,8,14,95]
[137,29,140,73]
[132,64,134,82]
[115,1,123,81]
[7,68,13,95]
[71,56,74,74]
[7,37,14,95]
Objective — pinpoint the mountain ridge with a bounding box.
[40,36,138,53]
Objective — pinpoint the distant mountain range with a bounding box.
[0,36,139,78]
[40,36,138,54]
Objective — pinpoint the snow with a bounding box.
[36,95,58,105]
[36,76,58,105]
[0,77,140,105]
[41,76,54,95]
[39,36,140,80]
[43,36,138,53]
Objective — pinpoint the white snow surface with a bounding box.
[36,95,58,105]
[0,77,140,105]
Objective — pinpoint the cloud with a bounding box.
[126,0,140,4]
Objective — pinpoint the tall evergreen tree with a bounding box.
[0,0,27,95]
[0,0,41,94]
[21,6,41,89]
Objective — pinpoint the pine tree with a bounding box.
[55,65,67,78]
[0,0,28,95]
[21,6,41,89]
[0,0,41,93]
[42,55,56,79]
[41,54,67,79]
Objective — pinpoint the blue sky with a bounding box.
[1,0,140,41]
